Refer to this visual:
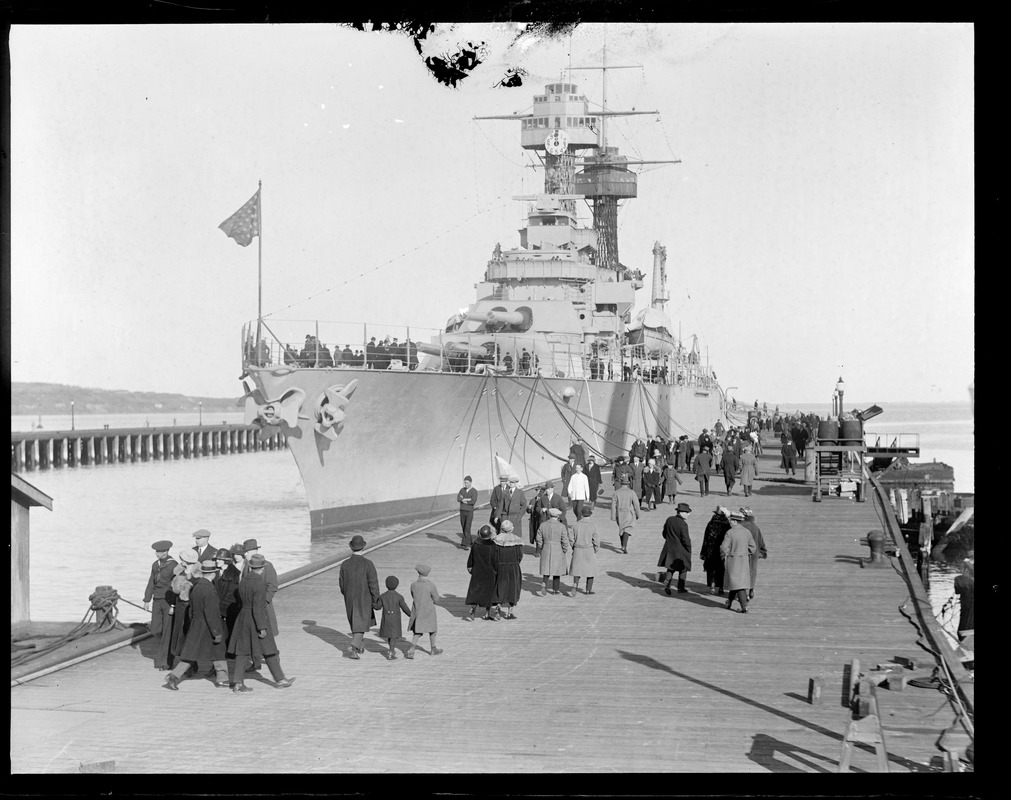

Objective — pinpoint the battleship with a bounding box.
[236,70,732,533]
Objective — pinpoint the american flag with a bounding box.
[218,189,260,247]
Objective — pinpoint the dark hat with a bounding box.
[213,548,232,561]
[464,475,473,482]
[229,543,246,556]
[152,540,172,551]
[199,559,218,573]
[676,502,692,513]
[192,529,211,540]
[478,525,495,540]
[247,553,267,569]
[415,563,431,576]
[242,538,259,552]
[385,575,399,590]
[543,481,553,490]
[349,535,366,551]
[580,503,593,518]
[588,454,596,460]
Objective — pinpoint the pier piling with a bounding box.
[11,424,285,474]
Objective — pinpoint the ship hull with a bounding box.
[249,367,724,534]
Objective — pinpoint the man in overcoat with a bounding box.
[164,560,228,690]
[740,507,767,600]
[568,437,587,469]
[657,502,693,594]
[143,539,177,670]
[694,447,713,496]
[241,537,279,672]
[612,456,633,488]
[538,481,568,527]
[491,476,528,533]
[228,553,295,691]
[642,458,663,510]
[585,455,603,506]
[720,511,757,612]
[720,445,740,496]
[610,475,641,554]
[338,535,381,658]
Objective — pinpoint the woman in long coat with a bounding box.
[535,507,570,595]
[720,513,757,612]
[740,510,767,599]
[338,535,381,659]
[492,521,524,618]
[407,564,441,658]
[739,448,759,497]
[465,525,499,619]
[700,507,730,594]
[227,555,293,690]
[567,503,600,595]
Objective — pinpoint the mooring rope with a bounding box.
[11,587,131,669]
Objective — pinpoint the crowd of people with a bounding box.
[144,530,294,692]
[145,422,782,673]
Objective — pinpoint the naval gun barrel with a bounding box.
[465,309,526,327]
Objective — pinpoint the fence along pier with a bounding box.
[10,424,286,473]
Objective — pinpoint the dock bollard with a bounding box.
[862,530,887,567]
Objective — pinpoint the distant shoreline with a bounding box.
[11,382,238,416]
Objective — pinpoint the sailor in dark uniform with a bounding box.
[143,540,177,670]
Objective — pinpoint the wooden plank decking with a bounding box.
[10,442,969,773]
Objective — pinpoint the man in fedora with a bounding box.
[227,553,295,692]
[338,535,380,658]
[164,559,229,690]
[241,538,278,671]
[739,507,768,601]
[192,529,217,562]
[657,502,693,595]
[143,540,177,670]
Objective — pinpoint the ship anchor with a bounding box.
[313,380,359,441]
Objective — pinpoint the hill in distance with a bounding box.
[11,383,240,416]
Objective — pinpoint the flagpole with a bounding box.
[256,179,263,348]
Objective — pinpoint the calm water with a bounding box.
[15,402,972,622]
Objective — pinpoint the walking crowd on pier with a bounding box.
[143,413,803,681]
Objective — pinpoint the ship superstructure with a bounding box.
[237,72,728,533]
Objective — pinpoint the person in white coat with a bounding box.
[566,463,591,505]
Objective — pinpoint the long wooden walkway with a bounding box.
[10,440,969,773]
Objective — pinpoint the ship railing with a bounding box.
[240,320,720,390]
[241,319,443,370]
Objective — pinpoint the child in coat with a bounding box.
[374,576,412,660]
[407,564,442,658]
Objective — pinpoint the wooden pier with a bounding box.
[10,424,286,473]
[10,438,973,774]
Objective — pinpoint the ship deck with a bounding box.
[11,437,973,774]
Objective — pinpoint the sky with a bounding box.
[9,22,974,404]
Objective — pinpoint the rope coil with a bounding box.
[11,586,131,669]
